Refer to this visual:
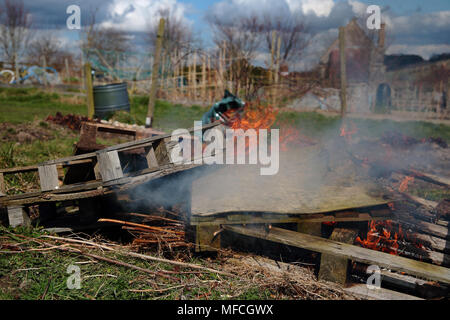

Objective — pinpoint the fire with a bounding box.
[224,104,309,152]
[226,104,278,131]
[398,176,414,192]
[355,220,425,256]
[340,121,358,143]
[355,220,401,255]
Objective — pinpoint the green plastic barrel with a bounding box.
[93,82,130,119]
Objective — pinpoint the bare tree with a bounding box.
[81,9,130,71]
[27,32,61,66]
[208,15,263,97]
[0,0,32,68]
[262,15,309,65]
[147,9,194,57]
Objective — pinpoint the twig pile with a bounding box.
[99,210,192,251]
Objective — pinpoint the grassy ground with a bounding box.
[0,87,208,132]
[0,226,274,300]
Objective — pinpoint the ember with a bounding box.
[339,121,358,143]
[355,220,425,256]
[399,176,415,192]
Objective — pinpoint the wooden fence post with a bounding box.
[339,26,347,117]
[146,18,165,128]
[42,56,48,87]
[84,62,95,119]
[65,57,70,79]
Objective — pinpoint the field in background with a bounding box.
[0,86,449,171]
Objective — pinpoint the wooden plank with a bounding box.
[297,222,321,236]
[339,26,347,116]
[319,228,358,284]
[344,284,422,300]
[38,165,59,191]
[153,138,172,166]
[97,151,123,182]
[144,145,159,170]
[195,225,221,252]
[0,172,5,196]
[412,232,450,253]
[190,211,390,226]
[84,63,95,119]
[223,225,450,284]
[7,206,30,227]
[0,165,38,174]
[398,213,449,240]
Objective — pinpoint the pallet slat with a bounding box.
[97,151,124,181]
[224,225,450,284]
[38,165,59,191]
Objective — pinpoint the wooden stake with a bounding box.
[146,18,165,128]
[202,59,206,101]
[42,56,48,87]
[84,62,95,119]
[65,57,70,79]
[339,26,347,117]
[192,52,197,100]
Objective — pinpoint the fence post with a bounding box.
[65,58,70,80]
[339,26,347,117]
[14,53,19,83]
[42,56,48,87]
[84,62,95,119]
[146,18,165,128]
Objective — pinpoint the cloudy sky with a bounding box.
[22,0,450,68]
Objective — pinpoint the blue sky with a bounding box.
[17,0,450,68]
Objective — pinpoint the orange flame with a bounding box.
[355,220,424,256]
[355,220,401,255]
[340,121,358,143]
[224,104,312,152]
[399,176,414,192]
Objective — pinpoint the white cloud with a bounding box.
[348,0,366,16]
[298,0,335,17]
[100,0,191,32]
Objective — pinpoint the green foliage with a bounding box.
[0,143,16,168]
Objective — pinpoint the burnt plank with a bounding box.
[224,225,450,284]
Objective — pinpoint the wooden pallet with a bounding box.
[76,121,165,153]
[224,224,450,285]
[0,121,220,226]
[190,207,391,226]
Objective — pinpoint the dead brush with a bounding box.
[221,254,359,300]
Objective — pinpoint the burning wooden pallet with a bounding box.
[188,145,450,299]
[0,122,220,227]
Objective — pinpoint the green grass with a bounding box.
[0,87,208,132]
[276,111,450,142]
[0,226,273,300]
